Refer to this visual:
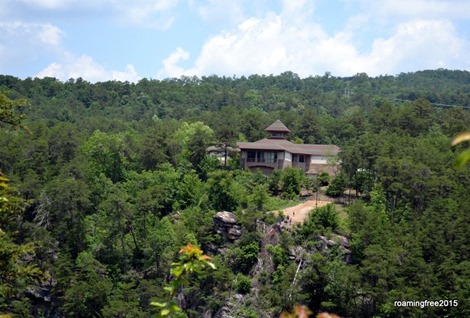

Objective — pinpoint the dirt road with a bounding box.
[274,199,332,224]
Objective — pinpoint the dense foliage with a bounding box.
[0,69,470,317]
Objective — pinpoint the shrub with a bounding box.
[311,203,339,232]
[326,174,347,197]
[317,172,330,186]
[300,204,340,237]
[281,167,304,197]
[235,274,252,294]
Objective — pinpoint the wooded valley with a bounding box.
[1,69,470,317]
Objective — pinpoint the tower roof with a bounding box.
[265,120,290,133]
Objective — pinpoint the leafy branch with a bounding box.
[151,243,215,317]
[451,131,470,168]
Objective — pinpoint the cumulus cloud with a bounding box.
[37,23,64,45]
[353,0,470,20]
[193,0,246,25]
[9,0,180,29]
[36,55,141,82]
[157,47,190,79]
[0,9,144,82]
[157,0,470,78]
[366,20,468,73]
[0,21,64,46]
[108,0,179,28]
[0,21,64,71]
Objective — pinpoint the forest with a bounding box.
[0,69,470,318]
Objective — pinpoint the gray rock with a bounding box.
[317,234,352,264]
[214,211,242,242]
[213,306,233,318]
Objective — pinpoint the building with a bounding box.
[207,145,239,165]
[237,120,340,175]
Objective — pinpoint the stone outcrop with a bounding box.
[317,234,352,263]
[213,211,242,242]
[287,233,352,264]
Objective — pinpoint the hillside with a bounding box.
[0,70,470,317]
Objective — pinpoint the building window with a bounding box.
[299,155,305,163]
[266,152,277,163]
[247,151,256,162]
[257,151,265,163]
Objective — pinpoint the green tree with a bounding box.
[326,174,347,197]
[62,252,112,318]
[38,176,91,257]
[170,121,214,170]
[250,184,269,210]
[207,170,243,211]
[82,130,127,183]
[0,92,28,129]
[281,167,304,199]
[0,176,41,317]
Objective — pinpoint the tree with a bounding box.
[0,92,28,129]
[62,252,112,318]
[82,130,126,183]
[326,174,347,197]
[170,122,214,170]
[206,170,243,211]
[38,176,91,257]
[0,175,41,317]
[298,108,324,144]
[281,168,304,199]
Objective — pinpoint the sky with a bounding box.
[1,0,470,82]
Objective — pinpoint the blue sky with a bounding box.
[1,0,470,82]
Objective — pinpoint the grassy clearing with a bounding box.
[264,196,301,211]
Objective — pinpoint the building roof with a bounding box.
[265,119,290,133]
[237,138,340,156]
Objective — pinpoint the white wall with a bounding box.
[311,155,328,164]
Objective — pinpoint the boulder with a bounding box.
[214,211,242,242]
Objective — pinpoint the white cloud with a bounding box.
[9,0,179,29]
[366,20,468,74]
[194,0,246,25]
[0,21,64,70]
[158,1,470,78]
[20,0,74,9]
[352,0,470,20]
[36,54,141,82]
[0,18,141,82]
[0,21,64,46]
[37,23,64,45]
[108,0,179,28]
[157,47,190,78]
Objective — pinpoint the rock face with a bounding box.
[213,211,242,242]
[287,234,352,264]
[317,234,352,264]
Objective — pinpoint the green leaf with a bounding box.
[206,261,216,269]
[150,301,166,307]
[170,304,181,312]
[170,265,184,277]
[455,148,470,168]
[163,286,174,293]
[160,309,170,316]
